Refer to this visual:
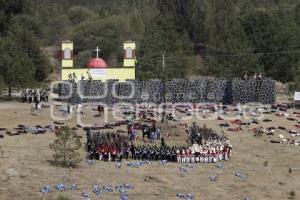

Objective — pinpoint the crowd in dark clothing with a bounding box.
[21,89,49,104]
[131,145,180,162]
[188,123,225,145]
[86,129,183,162]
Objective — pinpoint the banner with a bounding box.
[90,69,107,76]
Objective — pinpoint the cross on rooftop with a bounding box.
[94,46,101,58]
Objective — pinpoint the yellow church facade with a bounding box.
[61,40,136,81]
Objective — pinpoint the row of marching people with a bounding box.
[87,141,232,164]
[92,144,179,162]
[176,144,232,163]
[88,143,232,163]
[86,128,232,163]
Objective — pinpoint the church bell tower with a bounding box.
[123,41,136,67]
[62,40,73,68]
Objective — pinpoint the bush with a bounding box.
[57,195,71,200]
[289,190,296,199]
[49,126,82,167]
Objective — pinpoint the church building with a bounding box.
[61,40,136,81]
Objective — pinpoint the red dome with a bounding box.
[87,58,108,68]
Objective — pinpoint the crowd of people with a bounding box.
[184,123,232,162]
[131,145,177,161]
[21,89,50,113]
[86,122,232,163]
[128,144,231,163]
[188,123,224,144]
[183,142,232,163]
[21,89,49,104]
[87,131,127,162]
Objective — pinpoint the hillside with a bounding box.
[1,0,300,90]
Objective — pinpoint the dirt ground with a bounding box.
[0,101,300,200]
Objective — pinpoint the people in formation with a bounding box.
[185,123,232,162]
[86,128,232,163]
[183,141,232,163]
[87,131,126,162]
[133,145,178,161]
[132,144,231,163]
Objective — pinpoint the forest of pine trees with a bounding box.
[1,0,300,91]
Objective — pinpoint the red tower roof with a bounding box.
[87,58,108,68]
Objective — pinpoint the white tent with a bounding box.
[294,92,300,108]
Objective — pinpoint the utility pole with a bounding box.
[162,53,165,72]
[161,53,166,123]
[36,0,39,16]
[163,53,166,103]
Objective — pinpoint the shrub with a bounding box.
[57,195,71,200]
[49,126,82,167]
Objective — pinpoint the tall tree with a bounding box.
[242,9,300,81]
[0,21,51,98]
[295,3,300,26]
[0,36,35,98]
[2,0,300,83]
[203,0,259,77]
[138,0,194,79]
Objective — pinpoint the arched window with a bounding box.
[64,48,71,59]
[125,47,133,58]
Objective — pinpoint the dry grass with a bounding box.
[0,101,300,200]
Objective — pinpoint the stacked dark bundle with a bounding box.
[231,78,275,104]
[143,79,163,103]
[58,78,276,105]
[166,79,187,102]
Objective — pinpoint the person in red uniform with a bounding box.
[111,146,117,162]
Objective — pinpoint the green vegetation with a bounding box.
[289,190,296,199]
[57,195,71,200]
[1,0,300,90]
[49,126,82,167]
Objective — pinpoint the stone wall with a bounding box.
[58,78,276,104]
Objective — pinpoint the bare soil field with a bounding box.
[0,101,299,200]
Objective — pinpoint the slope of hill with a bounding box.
[1,0,300,91]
